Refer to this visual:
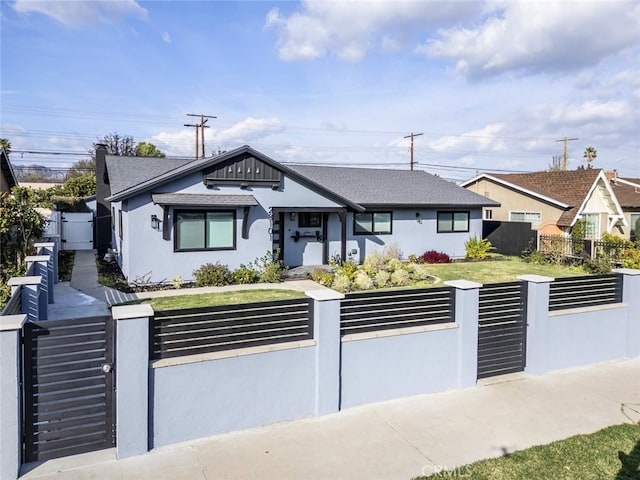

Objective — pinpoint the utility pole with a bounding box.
[186,113,217,159]
[403,132,423,171]
[555,136,578,171]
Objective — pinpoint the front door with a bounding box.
[282,211,325,266]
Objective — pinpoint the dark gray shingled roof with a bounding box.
[104,145,497,209]
[287,165,499,207]
[151,193,258,207]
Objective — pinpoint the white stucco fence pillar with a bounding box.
[34,241,58,285]
[445,280,482,388]
[112,304,153,459]
[0,314,27,480]
[519,274,554,375]
[8,276,42,323]
[26,255,51,310]
[613,268,640,358]
[308,289,344,416]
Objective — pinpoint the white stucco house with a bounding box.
[96,145,498,283]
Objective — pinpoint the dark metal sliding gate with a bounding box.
[477,282,527,379]
[23,315,115,462]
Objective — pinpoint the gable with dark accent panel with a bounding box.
[203,152,282,188]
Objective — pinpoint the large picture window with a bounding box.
[354,212,392,235]
[437,211,469,233]
[175,210,235,251]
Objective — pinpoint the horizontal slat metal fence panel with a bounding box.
[1,287,22,315]
[477,282,527,379]
[340,287,455,336]
[151,297,313,360]
[23,315,115,462]
[549,274,623,311]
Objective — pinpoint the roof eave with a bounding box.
[463,173,570,209]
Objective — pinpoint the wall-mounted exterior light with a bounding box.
[151,214,160,230]
[416,212,422,224]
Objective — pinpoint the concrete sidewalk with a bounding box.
[21,357,640,480]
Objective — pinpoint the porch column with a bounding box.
[112,304,153,459]
[338,211,347,263]
[0,314,27,480]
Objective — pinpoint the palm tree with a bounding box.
[0,138,11,154]
[583,146,597,168]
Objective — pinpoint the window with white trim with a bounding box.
[509,211,541,227]
[582,213,600,239]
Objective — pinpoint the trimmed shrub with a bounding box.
[193,262,231,287]
[374,270,391,288]
[390,269,410,286]
[465,236,495,260]
[332,274,352,293]
[232,265,260,284]
[354,271,374,290]
[311,268,334,286]
[419,250,450,264]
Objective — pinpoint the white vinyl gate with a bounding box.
[61,212,94,250]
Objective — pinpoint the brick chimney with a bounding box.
[605,169,618,181]
[95,144,111,254]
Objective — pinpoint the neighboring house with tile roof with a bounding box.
[461,169,627,239]
[0,147,18,193]
[608,175,640,241]
[96,145,497,283]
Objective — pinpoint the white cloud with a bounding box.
[12,0,148,28]
[429,123,507,153]
[419,1,640,78]
[161,31,171,44]
[550,100,630,125]
[265,1,479,62]
[151,117,285,157]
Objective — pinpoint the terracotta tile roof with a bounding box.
[610,178,640,208]
[491,169,602,227]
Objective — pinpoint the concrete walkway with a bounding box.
[47,250,110,320]
[20,357,640,479]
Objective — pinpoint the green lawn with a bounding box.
[426,256,585,285]
[415,422,640,480]
[141,289,305,310]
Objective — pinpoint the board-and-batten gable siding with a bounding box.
[465,178,565,229]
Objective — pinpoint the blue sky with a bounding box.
[1,0,639,181]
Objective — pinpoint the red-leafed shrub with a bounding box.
[419,250,450,264]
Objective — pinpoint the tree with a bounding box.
[583,146,597,169]
[0,138,11,154]
[0,187,46,267]
[135,142,165,157]
[93,132,136,156]
[67,158,96,179]
[61,174,96,197]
